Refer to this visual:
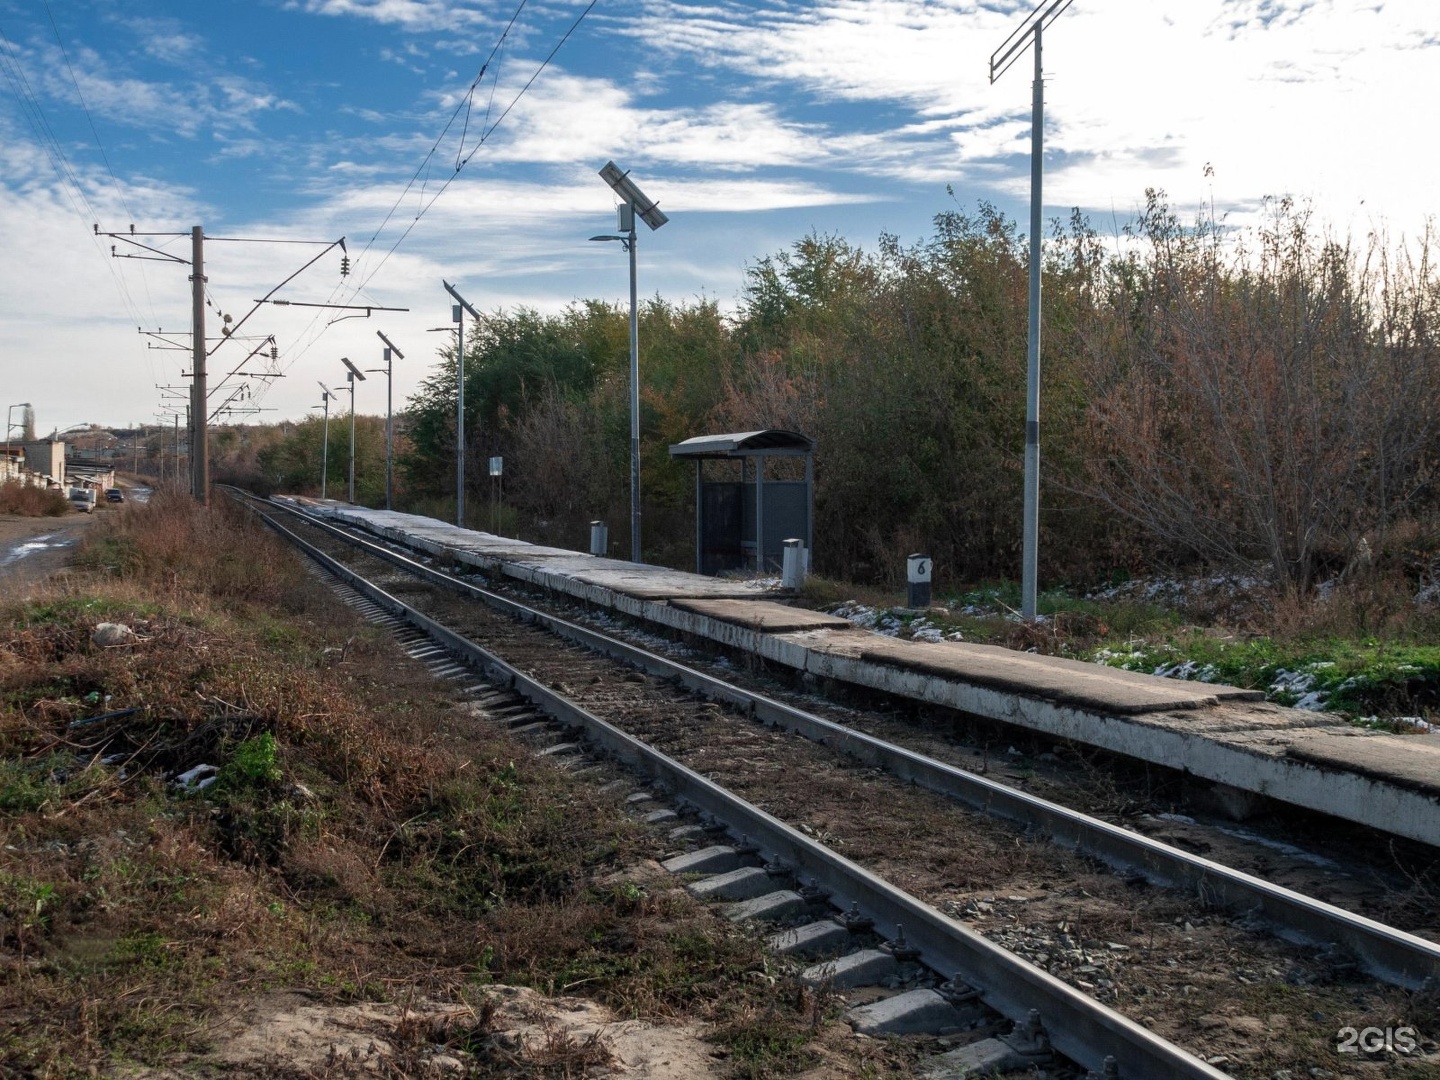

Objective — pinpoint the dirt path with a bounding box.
[0,511,95,596]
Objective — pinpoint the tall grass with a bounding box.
[72,490,314,611]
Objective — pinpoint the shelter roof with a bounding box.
[668,429,814,459]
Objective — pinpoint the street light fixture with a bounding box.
[317,382,334,499]
[442,281,481,528]
[340,357,366,504]
[991,0,1075,620]
[592,160,668,564]
[373,331,404,511]
[5,402,31,469]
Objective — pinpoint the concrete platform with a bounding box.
[285,500,1440,849]
[1285,730,1440,798]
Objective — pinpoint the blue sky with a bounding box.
[1,0,1436,433]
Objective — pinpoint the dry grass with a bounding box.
[0,494,883,1078]
[0,482,69,517]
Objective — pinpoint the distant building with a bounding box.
[23,441,65,487]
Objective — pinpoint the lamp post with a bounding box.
[317,382,333,499]
[592,161,669,564]
[991,0,1074,620]
[442,281,481,528]
[373,331,404,511]
[5,402,30,470]
[340,357,366,504]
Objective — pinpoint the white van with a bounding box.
[68,487,96,513]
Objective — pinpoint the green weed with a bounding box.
[217,732,282,790]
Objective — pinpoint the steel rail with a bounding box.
[241,492,1440,990]
[241,493,1227,1078]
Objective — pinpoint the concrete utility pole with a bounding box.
[991,0,1073,619]
[189,226,209,505]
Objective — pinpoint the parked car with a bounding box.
[105,487,124,503]
[69,488,96,513]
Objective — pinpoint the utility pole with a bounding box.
[190,226,208,505]
[594,162,669,563]
[318,383,333,499]
[991,0,1073,619]
[106,226,359,503]
[443,281,481,529]
[374,331,404,512]
[340,357,366,504]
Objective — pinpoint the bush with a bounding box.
[0,482,68,516]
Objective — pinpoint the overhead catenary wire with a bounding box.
[267,0,530,375]
[355,0,600,292]
[277,0,598,378]
[363,0,530,265]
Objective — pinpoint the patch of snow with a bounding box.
[1268,668,1330,711]
[1153,659,1219,683]
[173,763,219,790]
[1087,571,1272,613]
[827,601,904,636]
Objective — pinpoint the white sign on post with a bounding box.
[489,456,503,477]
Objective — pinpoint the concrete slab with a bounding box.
[854,635,1261,714]
[846,988,969,1036]
[687,866,775,902]
[536,560,785,602]
[801,948,898,989]
[1285,730,1440,798]
[767,920,852,957]
[643,808,679,824]
[724,889,808,922]
[662,845,741,876]
[668,598,854,633]
[667,824,708,842]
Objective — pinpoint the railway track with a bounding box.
[234,490,1440,1077]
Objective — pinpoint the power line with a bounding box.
[43,1,135,227]
[354,0,599,293]
[274,0,596,382]
[359,0,530,268]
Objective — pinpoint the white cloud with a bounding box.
[19,39,297,138]
[8,0,1440,429]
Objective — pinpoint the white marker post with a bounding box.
[907,554,933,609]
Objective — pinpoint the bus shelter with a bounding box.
[668,429,814,576]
